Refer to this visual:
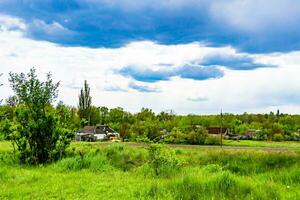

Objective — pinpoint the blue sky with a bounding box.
[0,0,300,114]
[1,0,300,53]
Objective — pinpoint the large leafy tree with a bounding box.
[9,68,73,164]
[78,80,92,126]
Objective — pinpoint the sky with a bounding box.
[0,0,300,114]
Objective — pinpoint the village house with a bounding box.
[206,127,239,140]
[206,127,231,136]
[76,125,120,142]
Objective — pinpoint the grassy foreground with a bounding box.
[1,141,300,199]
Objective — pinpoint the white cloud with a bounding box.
[0,14,26,31]
[210,0,300,33]
[0,15,300,114]
[28,20,72,36]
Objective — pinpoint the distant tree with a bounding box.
[186,125,208,145]
[5,95,18,107]
[90,106,101,125]
[9,68,73,164]
[119,122,130,141]
[136,108,155,121]
[78,80,92,126]
[276,109,280,117]
[99,106,109,124]
[56,101,80,130]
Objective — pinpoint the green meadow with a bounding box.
[1,141,300,200]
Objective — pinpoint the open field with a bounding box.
[1,141,300,199]
[223,140,300,149]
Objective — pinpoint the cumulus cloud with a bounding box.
[26,20,74,38]
[1,0,300,52]
[1,14,300,114]
[118,52,271,83]
[128,82,161,93]
[0,14,26,31]
[119,64,224,82]
[201,54,273,70]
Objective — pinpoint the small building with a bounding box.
[207,127,231,135]
[76,125,120,141]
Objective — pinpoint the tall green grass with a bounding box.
[1,141,300,199]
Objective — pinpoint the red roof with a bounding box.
[207,127,229,134]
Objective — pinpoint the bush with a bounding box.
[0,119,12,140]
[135,135,151,143]
[287,132,300,141]
[148,144,182,177]
[9,68,74,164]
[254,130,268,141]
[273,133,284,141]
[186,126,208,145]
[162,128,187,144]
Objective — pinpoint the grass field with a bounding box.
[223,140,300,149]
[1,141,300,199]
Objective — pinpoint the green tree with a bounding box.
[99,106,109,124]
[186,125,208,145]
[90,106,101,125]
[9,68,73,164]
[6,95,18,107]
[78,80,92,126]
[56,101,80,130]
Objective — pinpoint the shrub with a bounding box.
[135,135,151,143]
[162,128,187,144]
[0,119,12,140]
[9,68,74,164]
[273,133,284,141]
[186,126,208,145]
[254,130,268,141]
[148,144,182,177]
[287,132,300,141]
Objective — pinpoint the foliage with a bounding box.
[78,80,92,126]
[148,144,182,177]
[253,130,268,141]
[273,133,284,141]
[2,69,300,144]
[163,128,188,144]
[0,118,12,140]
[186,125,208,145]
[8,68,73,164]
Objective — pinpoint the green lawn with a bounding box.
[1,141,300,199]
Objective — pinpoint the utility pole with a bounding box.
[220,109,223,148]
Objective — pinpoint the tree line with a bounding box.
[0,68,300,164]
